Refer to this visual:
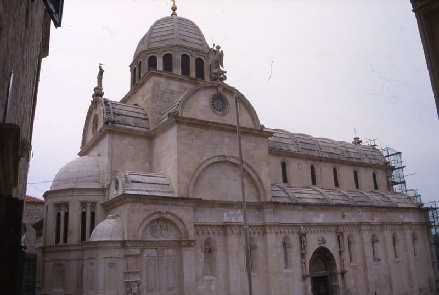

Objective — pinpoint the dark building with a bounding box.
[0,1,64,294]
[410,0,439,118]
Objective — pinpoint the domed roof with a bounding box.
[133,15,209,59]
[90,215,123,241]
[50,156,102,190]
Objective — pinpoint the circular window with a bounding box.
[210,94,228,115]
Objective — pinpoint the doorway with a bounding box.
[309,246,339,295]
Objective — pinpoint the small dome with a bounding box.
[90,215,123,241]
[50,156,102,190]
[134,15,209,59]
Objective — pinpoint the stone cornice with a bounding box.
[194,222,427,236]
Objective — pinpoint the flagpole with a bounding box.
[234,89,253,295]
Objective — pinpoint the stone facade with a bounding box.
[39,10,436,295]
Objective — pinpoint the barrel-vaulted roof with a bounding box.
[267,129,386,165]
[271,184,419,208]
[134,15,209,59]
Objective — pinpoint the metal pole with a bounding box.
[234,89,253,295]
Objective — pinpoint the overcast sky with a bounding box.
[27,0,439,204]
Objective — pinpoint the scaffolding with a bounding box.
[381,146,439,292]
[380,146,422,202]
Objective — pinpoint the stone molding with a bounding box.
[123,240,196,248]
[194,222,426,236]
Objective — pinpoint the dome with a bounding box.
[50,156,102,190]
[90,215,123,241]
[133,15,209,59]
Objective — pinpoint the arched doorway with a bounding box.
[309,246,339,295]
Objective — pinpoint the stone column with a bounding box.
[403,227,418,294]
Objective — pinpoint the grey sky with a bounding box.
[27,0,439,203]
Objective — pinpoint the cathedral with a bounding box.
[37,4,436,295]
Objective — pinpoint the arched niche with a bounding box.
[137,211,189,240]
[188,155,265,202]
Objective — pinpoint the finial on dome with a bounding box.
[171,0,177,16]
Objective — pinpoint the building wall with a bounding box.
[23,198,44,253]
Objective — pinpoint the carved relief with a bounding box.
[317,236,327,246]
[126,281,140,295]
[150,218,169,239]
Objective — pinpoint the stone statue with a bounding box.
[300,233,307,253]
[209,44,227,82]
[93,64,104,98]
[126,281,140,295]
[301,255,306,273]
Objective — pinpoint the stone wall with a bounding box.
[23,197,44,253]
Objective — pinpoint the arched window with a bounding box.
[148,56,157,70]
[163,53,173,72]
[333,167,339,188]
[181,54,190,76]
[372,234,380,261]
[347,234,354,263]
[373,172,378,190]
[311,165,317,185]
[249,237,257,273]
[281,161,288,184]
[138,60,142,80]
[92,114,98,135]
[282,237,292,269]
[412,232,418,257]
[203,238,217,276]
[63,211,69,244]
[392,233,399,259]
[131,67,137,86]
[353,170,359,189]
[195,58,204,79]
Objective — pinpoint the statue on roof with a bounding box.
[93,64,104,99]
[209,44,227,82]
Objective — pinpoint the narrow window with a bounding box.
[249,237,257,273]
[81,211,87,242]
[373,172,378,190]
[63,211,69,244]
[55,203,69,245]
[195,58,204,79]
[412,232,418,257]
[163,53,173,72]
[392,233,398,259]
[281,161,288,184]
[92,114,98,135]
[203,238,216,276]
[282,237,291,269]
[81,202,97,242]
[181,54,190,76]
[311,165,316,185]
[90,210,95,237]
[353,170,359,189]
[333,167,339,188]
[347,234,354,263]
[148,56,157,70]
[131,67,137,86]
[138,61,142,80]
[372,234,380,261]
[55,211,61,245]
